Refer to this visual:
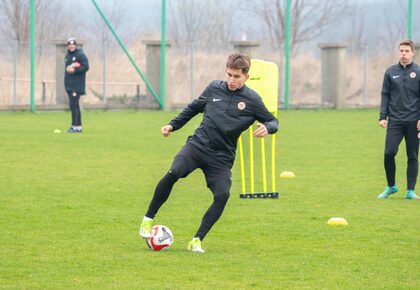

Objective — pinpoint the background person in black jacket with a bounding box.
[139,54,279,252]
[64,37,89,133]
[378,40,420,200]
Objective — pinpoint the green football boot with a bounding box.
[139,218,153,238]
[377,185,398,199]
[406,190,420,200]
[187,237,205,253]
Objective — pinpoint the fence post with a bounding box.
[232,41,260,58]
[189,41,195,101]
[363,45,369,104]
[42,81,46,104]
[13,40,17,108]
[143,40,171,110]
[279,44,284,108]
[102,38,107,107]
[319,43,347,108]
[136,84,140,103]
[414,43,420,64]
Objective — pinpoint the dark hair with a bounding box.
[226,54,251,74]
[399,39,414,51]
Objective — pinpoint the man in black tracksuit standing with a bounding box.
[64,37,89,133]
[140,54,279,252]
[378,40,420,200]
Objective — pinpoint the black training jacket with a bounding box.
[169,80,279,168]
[64,48,89,95]
[380,62,420,121]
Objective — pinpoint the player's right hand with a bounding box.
[66,65,75,74]
[161,125,173,137]
[379,120,388,128]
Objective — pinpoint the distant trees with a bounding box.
[344,4,368,55]
[377,0,406,54]
[89,1,127,42]
[0,0,71,43]
[168,0,234,50]
[243,0,348,54]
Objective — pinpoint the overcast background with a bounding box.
[0,0,419,108]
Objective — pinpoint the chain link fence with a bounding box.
[0,38,417,111]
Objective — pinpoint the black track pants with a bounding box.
[67,91,82,126]
[384,121,419,190]
[145,142,231,240]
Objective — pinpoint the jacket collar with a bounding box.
[398,61,414,69]
[224,82,247,94]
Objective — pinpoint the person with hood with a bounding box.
[64,37,89,133]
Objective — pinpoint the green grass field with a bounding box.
[0,110,419,289]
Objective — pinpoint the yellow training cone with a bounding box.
[327,217,348,226]
[280,171,295,178]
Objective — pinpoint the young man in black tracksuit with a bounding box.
[378,40,420,200]
[64,37,89,133]
[140,54,279,252]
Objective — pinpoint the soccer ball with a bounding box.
[146,225,174,251]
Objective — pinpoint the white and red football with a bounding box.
[146,225,174,251]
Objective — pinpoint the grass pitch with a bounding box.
[0,110,419,289]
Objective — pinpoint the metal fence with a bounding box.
[0,39,414,111]
[0,40,157,111]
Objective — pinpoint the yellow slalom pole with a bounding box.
[271,111,277,192]
[261,137,267,193]
[249,125,254,193]
[238,135,246,194]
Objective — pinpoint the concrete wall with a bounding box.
[232,41,260,58]
[319,43,347,108]
[144,40,171,111]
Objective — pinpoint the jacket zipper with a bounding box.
[226,91,233,113]
[403,67,409,100]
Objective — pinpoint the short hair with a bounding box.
[399,39,414,51]
[226,54,251,74]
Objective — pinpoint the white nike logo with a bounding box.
[392,75,400,79]
[212,98,221,102]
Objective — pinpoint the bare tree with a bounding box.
[89,1,127,42]
[0,0,71,42]
[168,0,234,51]
[0,0,31,42]
[377,0,406,55]
[243,0,347,54]
[344,4,368,55]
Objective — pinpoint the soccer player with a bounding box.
[64,37,89,133]
[140,54,279,252]
[378,40,420,200]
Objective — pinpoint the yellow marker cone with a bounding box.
[327,217,348,226]
[54,129,61,134]
[280,171,295,178]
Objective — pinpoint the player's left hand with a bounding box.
[417,120,420,131]
[253,122,268,138]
